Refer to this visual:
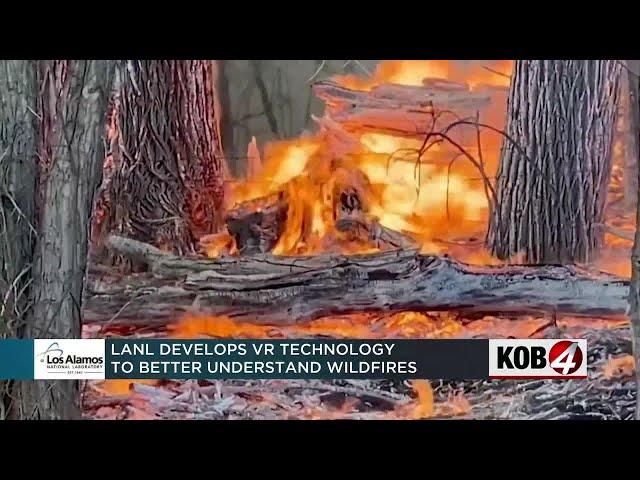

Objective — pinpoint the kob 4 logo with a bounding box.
[489,339,587,379]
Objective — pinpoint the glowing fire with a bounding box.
[222,130,500,258]
[98,378,157,396]
[205,60,517,259]
[334,60,513,91]
[168,312,464,340]
[208,59,634,279]
[602,354,635,379]
[407,380,434,418]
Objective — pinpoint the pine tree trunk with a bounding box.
[487,60,622,264]
[13,61,114,419]
[0,61,39,419]
[100,61,225,271]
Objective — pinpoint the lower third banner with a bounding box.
[0,338,587,381]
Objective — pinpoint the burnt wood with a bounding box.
[82,235,629,327]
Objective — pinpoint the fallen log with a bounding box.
[313,80,491,140]
[82,235,630,326]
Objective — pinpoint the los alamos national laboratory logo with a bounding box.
[34,339,105,380]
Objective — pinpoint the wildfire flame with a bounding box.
[168,312,464,340]
[225,132,496,257]
[603,354,635,379]
[407,380,434,418]
[216,61,514,259]
[333,60,513,91]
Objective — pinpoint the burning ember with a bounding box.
[603,354,635,379]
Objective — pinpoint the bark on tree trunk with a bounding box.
[0,61,39,419]
[629,63,640,420]
[101,61,226,271]
[12,61,114,419]
[624,60,640,212]
[487,60,622,264]
[215,60,237,175]
[91,67,121,251]
[0,61,38,333]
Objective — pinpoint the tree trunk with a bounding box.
[215,60,237,175]
[12,61,114,419]
[487,60,622,264]
[0,61,39,419]
[101,61,225,271]
[624,60,640,212]
[629,63,640,420]
[90,67,121,262]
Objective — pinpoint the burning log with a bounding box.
[83,235,629,327]
[335,214,417,250]
[332,174,417,250]
[313,80,491,140]
[223,173,417,255]
[225,193,288,254]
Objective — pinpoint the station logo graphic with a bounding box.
[547,340,584,375]
[488,339,587,379]
[34,339,106,380]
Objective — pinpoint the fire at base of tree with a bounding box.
[1,59,639,420]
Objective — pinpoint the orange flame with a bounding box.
[334,60,513,92]
[98,379,157,396]
[170,315,274,339]
[214,59,632,277]
[206,60,517,259]
[602,354,635,379]
[404,380,435,419]
[221,131,499,257]
[169,312,464,340]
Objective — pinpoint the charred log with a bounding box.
[334,213,418,250]
[331,171,416,250]
[82,235,629,327]
[225,193,288,254]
